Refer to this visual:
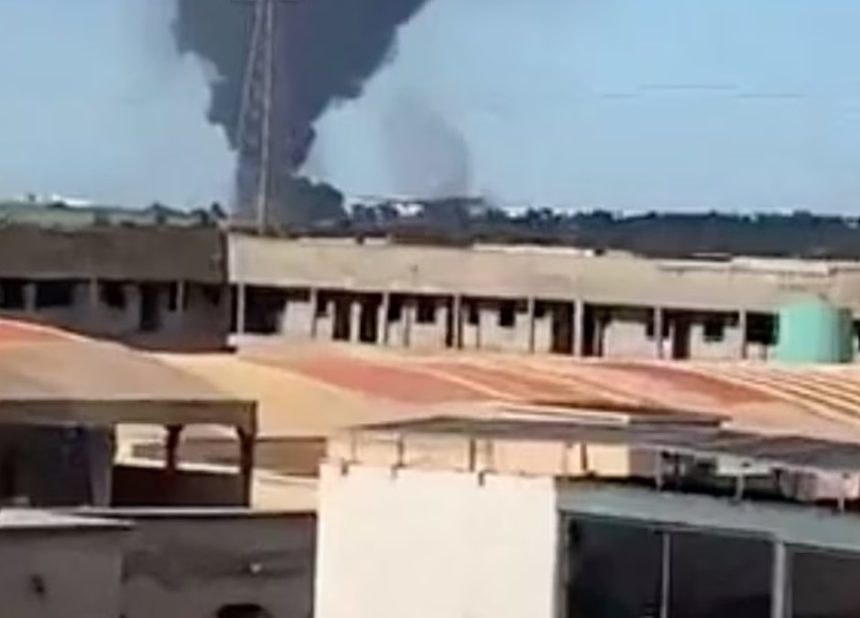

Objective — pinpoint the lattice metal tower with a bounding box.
[234,0,277,231]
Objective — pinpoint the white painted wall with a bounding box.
[315,464,560,618]
[281,299,314,339]
[533,314,553,353]
[603,318,658,359]
[689,323,743,360]
[410,299,448,349]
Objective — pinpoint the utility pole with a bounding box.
[234,0,277,233]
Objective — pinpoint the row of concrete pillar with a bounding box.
[232,285,759,359]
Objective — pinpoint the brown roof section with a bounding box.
[161,343,860,443]
[0,320,254,431]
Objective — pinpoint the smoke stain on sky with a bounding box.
[306,0,860,213]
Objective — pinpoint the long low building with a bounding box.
[0,224,229,350]
[6,213,860,360]
[230,234,860,360]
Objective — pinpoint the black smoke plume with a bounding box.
[173,0,430,225]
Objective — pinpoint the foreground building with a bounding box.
[316,406,860,618]
[0,317,316,618]
[0,508,314,618]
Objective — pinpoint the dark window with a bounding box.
[101,282,126,309]
[703,317,725,342]
[747,312,776,346]
[201,285,222,307]
[387,297,403,322]
[533,302,547,319]
[0,280,25,310]
[35,281,74,308]
[467,303,480,325]
[315,298,330,318]
[499,301,516,328]
[416,298,436,324]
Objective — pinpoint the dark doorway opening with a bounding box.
[332,296,352,341]
[358,297,379,343]
[671,312,692,360]
[245,287,287,334]
[139,284,162,332]
[551,303,574,354]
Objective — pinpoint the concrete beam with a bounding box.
[309,288,319,340]
[527,297,536,354]
[402,300,414,348]
[164,424,183,474]
[87,279,100,328]
[350,299,363,343]
[23,283,36,314]
[235,284,247,335]
[771,541,791,618]
[175,280,186,316]
[654,307,665,359]
[573,299,586,358]
[660,531,671,618]
[452,294,463,350]
[378,292,390,346]
[237,427,257,507]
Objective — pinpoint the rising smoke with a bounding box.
[173,0,430,224]
[305,0,860,214]
[0,0,234,208]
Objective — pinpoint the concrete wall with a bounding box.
[0,227,224,283]
[603,316,657,359]
[315,463,559,618]
[229,235,860,315]
[0,279,228,350]
[282,297,315,339]
[112,465,244,508]
[689,322,744,360]
[409,298,448,349]
[0,528,124,618]
[0,425,113,507]
[115,511,315,618]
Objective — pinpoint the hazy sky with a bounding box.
[4,1,860,212]
[305,0,860,213]
[0,0,233,207]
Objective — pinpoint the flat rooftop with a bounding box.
[0,319,256,432]
[362,415,860,475]
[0,509,130,532]
[163,342,860,443]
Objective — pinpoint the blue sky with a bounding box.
[3,1,860,213]
[305,0,860,213]
[0,0,232,207]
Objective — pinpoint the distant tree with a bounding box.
[209,202,227,220]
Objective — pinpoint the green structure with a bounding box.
[775,298,854,364]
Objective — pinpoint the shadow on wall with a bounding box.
[112,465,244,507]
